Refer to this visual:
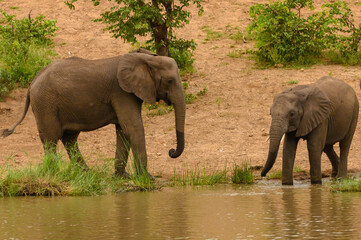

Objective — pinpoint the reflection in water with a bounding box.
[1,183,361,239]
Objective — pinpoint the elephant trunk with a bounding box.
[261,119,286,177]
[169,89,186,158]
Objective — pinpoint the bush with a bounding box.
[0,10,58,100]
[248,0,361,66]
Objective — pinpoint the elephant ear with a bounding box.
[117,53,157,104]
[293,85,332,137]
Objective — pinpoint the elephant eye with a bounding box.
[289,111,296,118]
[167,79,173,84]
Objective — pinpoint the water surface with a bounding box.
[1,181,361,239]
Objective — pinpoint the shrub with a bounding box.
[0,10,58,99]
[248,0,361,66]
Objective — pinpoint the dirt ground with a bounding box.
[1,0,361,180]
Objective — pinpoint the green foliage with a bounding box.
[0,152,156,197]
[248,0,361,66]
[0,10,57,99]
[329,178,361,192]
[65,0,203,70]
[231,163,254,184]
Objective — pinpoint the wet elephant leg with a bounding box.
[307,124,327,185]
[61,131,88,169]
[323,145,339,177]
[114,124,130,178]
[282,132,299,185]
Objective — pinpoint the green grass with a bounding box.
[201,25,223,41]
[170,162,256,186]
[228,49,243,58]
[231,163,254,184]
[287,80,299,85]
[229,30,244,42]
[0,152,156,197]
[143,102,174,116]
[329,178,361,192]
[169,164,228,186]
[267,166,304,179]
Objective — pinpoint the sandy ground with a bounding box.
[1,0,361,180]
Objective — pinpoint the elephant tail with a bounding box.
[1,89,31,137]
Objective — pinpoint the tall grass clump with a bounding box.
[0,10,58,100]
[231,163,254,184]
[170,164,228,186]
[0,151,157,197]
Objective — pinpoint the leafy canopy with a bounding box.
[65,0,203,69]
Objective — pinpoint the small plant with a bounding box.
[229,30,244,42]
[228,49,243,58]
[267,170,282,179]
[287,80,299,85]
[201,25,224,41]
[197,87,208,96]
[231,163,254,184]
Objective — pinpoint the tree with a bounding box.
[65,0,203,59]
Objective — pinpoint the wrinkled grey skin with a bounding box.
[261,76,358,185]
[1,49,186,178]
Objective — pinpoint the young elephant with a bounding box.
[261,76,359,185]
[1,49,186,178]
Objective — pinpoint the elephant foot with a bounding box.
[311,180,322,185]
[282,182,294,186]
[114,170,131,179]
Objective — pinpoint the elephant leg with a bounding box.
[113,98,152,178]
[337,108,358,179]
[61,131,88,169]
[282,132,299,185]
[34,113,62,155]
[128,125,150,177]
[306,124,327,185]
[114,124,130,178]
[323,145,339,177]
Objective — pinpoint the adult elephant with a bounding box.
[1,49,186,178]
[261,76,358,185]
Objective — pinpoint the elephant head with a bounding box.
[117,53,185,158]
[261,84,332,177]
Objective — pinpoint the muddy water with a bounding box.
[1,182,361,239]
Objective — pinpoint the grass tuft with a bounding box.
[0,152,157,197]
[170,164,228,186]
[231,163,254,184]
